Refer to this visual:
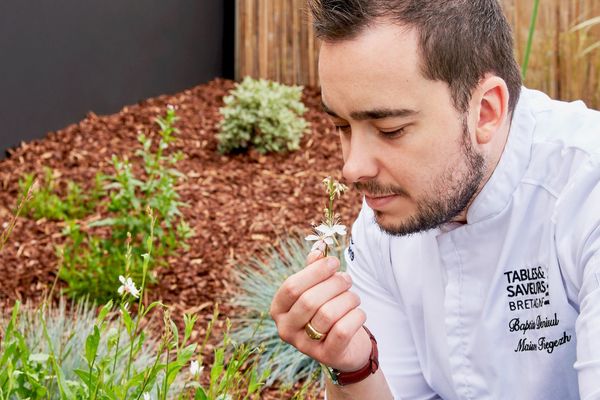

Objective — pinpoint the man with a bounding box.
[270,0,600,398]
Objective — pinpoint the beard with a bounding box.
[355,116,486,237]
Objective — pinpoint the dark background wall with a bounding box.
[0,1,234,157]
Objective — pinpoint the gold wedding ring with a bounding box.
[304,321,327,341]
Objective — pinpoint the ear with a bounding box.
[474,75,509,145]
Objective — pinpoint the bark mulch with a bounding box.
[0,78,363,397]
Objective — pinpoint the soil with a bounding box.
[0,78,363,397]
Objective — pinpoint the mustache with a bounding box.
[353,180,409,197]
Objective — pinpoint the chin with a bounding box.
[373,211,411,235]
[373,209,441,237]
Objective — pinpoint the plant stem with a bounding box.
[112,318,122,377]
[88,360,95,399]
[126,215,155,381]
[135,339,166,400]
[0,179,33,253]
[162,347,170,400]
[522,0,540,81]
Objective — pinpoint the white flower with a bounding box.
[305,223,347,251]
[142,393,150,400]
[117,275,140,298]
[190,359,202,376]
[305,232,334,246]
[309,239,327,253]
[317,223,347,237]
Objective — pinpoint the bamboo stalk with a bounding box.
[292,0,300,84]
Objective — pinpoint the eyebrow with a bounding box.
[321,101,418,121]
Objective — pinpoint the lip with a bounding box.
[364,194,398,209]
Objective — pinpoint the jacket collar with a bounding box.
[466,87,536,224]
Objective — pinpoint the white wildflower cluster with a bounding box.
[305,224,347,252]
[323,176,348,200]
[305,176,348,255]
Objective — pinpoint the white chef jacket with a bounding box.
[345,88,600,399]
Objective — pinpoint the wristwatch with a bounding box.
[325,325,379,386]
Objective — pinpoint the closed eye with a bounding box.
[379,127,406,139]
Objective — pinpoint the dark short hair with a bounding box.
[309,0,522,115]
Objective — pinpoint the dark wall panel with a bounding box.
[0,1,230,156]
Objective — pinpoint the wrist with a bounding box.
[326,325,379,386]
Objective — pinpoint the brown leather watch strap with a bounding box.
[330,325,379,386]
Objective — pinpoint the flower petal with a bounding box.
[305,234,319,241]
[315,224,332,235]
[311,240,326,253]
[332,224,347,235]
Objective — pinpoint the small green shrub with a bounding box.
[230,235,346,390]
[18,167,102,221]
[58,106,193,302]
[217,76,309,154]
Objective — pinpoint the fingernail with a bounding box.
[327,257,339,268]
[308,250,321,260]
[340,272,352,284]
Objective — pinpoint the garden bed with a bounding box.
[0,78,362,397]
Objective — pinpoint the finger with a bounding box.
[310,289,360,335]
[306,248,324,265]
[270,256,340,317]
[321,308,367,364]
[285,271,352,329]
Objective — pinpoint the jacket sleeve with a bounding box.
[345,204,441,400]
[554,157,600,400]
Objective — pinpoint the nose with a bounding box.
[341,129,378,184]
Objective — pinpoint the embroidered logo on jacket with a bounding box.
[504,265,572,354]
[504,266,550,311]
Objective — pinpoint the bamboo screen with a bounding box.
[235,0,320,86]
[235,0,600,108]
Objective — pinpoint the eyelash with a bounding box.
[379,127,406,139]
[334,125,406,139]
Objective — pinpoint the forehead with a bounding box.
[318,22,432,117]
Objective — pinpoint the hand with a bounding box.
[269,250,372,372]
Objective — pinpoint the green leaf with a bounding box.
[85,325,100,366]
[210,348,225,388]
[97,300,114,324]
[141,300,165,318]
[194,387,209,400]
[28,353,50,363]
[88,217,119,228]
[50,355,75,398]
[120,304,134,336]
